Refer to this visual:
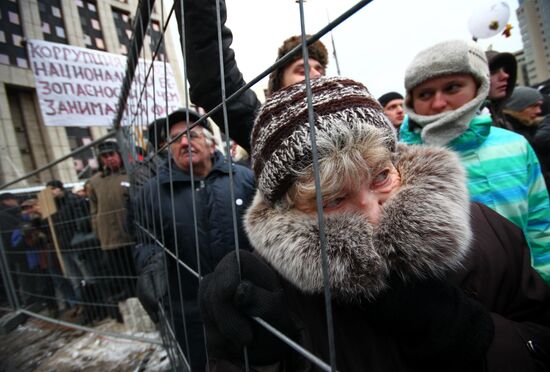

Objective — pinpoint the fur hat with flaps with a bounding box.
[252,77,396,204]
[404,39,490,146]
[266,35,329,97]
[246,77,472,302]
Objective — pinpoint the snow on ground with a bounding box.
[0,317,171,371]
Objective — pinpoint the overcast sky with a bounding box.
[223,0,523,100]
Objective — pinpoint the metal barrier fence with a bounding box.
[0,0,373,370]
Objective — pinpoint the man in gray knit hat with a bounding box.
[504,86,543,120]
[502,86,548,187]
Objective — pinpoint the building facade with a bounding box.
[0,0,186,187]
[516,0,550,86]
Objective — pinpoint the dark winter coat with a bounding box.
[51,192,92,251]
[179,0,259,153]
[0,203,20,252]
[484,51,517,129]
[534,116,550,187]
[231,144,550,372]
[502,113,550,188]
[136,151,256,370]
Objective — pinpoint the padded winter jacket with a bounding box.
[401,115,550,283]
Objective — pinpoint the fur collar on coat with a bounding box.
[244,144,472,303]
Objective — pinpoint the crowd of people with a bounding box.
[0,140,136,324]
[1,0,550,370]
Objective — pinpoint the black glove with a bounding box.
[199,250,296,365]
[136,251,166,322]
[368,274,494,369]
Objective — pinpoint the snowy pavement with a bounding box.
[0,312,171,371]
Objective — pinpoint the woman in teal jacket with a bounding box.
[399,39,550,283]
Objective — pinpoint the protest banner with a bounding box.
[27,39,181,127]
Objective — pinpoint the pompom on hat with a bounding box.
[251,77,396,204]
[266,35,328,97]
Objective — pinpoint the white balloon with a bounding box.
[468,1,511,39]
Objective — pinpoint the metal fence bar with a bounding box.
[0,235,20,310]
[0,131,116,191]
[0,0,379,369]
[19,308,163,345]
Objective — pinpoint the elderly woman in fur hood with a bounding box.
[199,77,550,372]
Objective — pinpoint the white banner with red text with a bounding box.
[27,39,181,127]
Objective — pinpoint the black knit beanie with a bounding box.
[378,92,404,109]
[252,77,396,204]
[266,35,328,97]
[46,179,64,190]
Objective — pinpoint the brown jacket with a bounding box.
[86,169,133,250]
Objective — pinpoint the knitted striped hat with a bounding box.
[251,77,396,203]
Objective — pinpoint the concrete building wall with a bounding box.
[0,0,187,188]
[514,50,528,87]
[516,0,550,86]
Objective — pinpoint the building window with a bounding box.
[0,0,28,68]
[149,20,167,61]
[65,127,96,179]
[38,0,68,44]
[112,7,132,55]
[77,0,106,51]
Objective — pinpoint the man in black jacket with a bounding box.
[46,180,99,317]
[0,193,21,305]
[134,108,256,371]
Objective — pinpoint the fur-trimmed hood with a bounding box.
[244,144,472,302]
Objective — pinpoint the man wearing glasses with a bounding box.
[135,108,255,371]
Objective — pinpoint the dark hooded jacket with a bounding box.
[215,144,550,372]
[484,51,517,129]
[501,112,550,188]
[534,115,550,187]
[136,150,255,370]
[0,202,20,252]
[51,191,92,251]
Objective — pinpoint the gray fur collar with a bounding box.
[244,144,472,302]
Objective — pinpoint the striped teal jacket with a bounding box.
[400,114,550,283]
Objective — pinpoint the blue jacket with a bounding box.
[135,151,255,370]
